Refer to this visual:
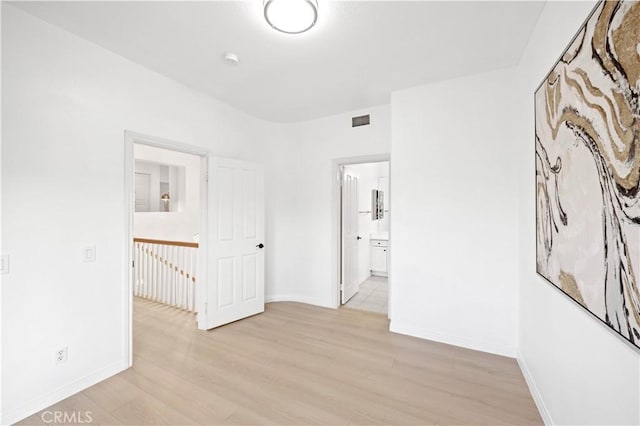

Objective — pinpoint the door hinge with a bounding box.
[132,260,135,268]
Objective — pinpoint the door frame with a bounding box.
[331,154,391,314]
[123,131,210,367]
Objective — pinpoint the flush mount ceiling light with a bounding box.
[264,0,318,34]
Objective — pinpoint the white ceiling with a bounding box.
[10,1,545,123]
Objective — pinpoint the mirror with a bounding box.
[372,189,384,220]
[135,160,185,213]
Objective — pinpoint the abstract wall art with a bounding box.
[535,0,640,349]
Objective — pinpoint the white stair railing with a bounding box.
[133,238,198,312]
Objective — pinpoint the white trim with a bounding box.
[197,155,209,330]
[1,360,126,425]
[517,350,553,425]
[389,319,516,358]
[266,294,334,308]
[124,134,134,367]
[123,131,210,362]
[331,154,391,313]
[125,131,210,157]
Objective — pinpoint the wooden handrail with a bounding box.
[133,238,199,248]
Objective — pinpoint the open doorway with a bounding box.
[124,132,267,365]
[337,158,390,316]
[132,143,202,312]
[124,131,209,366]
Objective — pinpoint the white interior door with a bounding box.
[134,172,151,212]
[204,157,265,329]
[341,173,359,304]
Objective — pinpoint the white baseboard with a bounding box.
[265,294,335,309]
[1,360,127,425]
[389,319,515,358]
[516,350,553,425]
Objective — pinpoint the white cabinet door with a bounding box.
[371,246,387,273]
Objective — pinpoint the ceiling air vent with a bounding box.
[352,114,370,128]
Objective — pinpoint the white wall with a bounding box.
[263,106,391,307]
[134,144,201,242]
[515,1,640,424]
[0,3,4,419]
[344,162,389,285]
[0,5,272,424]
[390,68,519,357]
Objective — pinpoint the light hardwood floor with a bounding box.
[18,298,542,425]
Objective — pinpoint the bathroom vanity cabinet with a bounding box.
[371,238,388,277]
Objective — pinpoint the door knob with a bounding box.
[256,243,265,249]
[357,236,362,240]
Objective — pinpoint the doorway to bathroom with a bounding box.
[336,157,390,317]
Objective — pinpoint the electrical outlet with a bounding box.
[55,346,68,364]
[82,245,96,263]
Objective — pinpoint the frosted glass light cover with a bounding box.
[264,0,318,34]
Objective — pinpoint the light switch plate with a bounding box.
[82,246,96,263]
[0,254,9,274]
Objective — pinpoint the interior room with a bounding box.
[2,1,640,425]
[341,161,390,315]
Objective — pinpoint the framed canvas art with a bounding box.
[535,0,640,348]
